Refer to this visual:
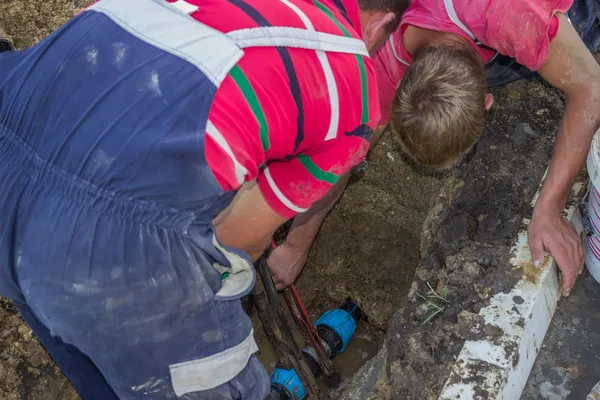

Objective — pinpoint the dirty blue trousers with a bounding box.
[485,0,600,86]
[0,1,269,399]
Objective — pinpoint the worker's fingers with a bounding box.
[561,268,576,297]
[528,236,546,269]
[275,280,291,290]
[549,239,583,297]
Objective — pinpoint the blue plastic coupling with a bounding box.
[270,367,307,399]
[315,306,358,353]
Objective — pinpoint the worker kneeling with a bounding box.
[0,0,405,398]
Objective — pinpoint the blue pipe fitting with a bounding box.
[270,367,307,399]
[315,307,357,353]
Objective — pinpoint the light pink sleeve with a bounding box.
[480,0,573,71]
[373,41,401,126]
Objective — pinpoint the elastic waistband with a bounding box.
[0,125,197,230]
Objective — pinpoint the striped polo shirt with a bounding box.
[180,0,381,218]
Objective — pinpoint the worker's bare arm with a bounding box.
[213,179,288,261]
[267,125,387,290]
[529,12,600,295]
[267,171,351,289]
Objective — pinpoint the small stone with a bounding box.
[354,159,369,174]
[414,303,430,320]
[490,145,497,150]
[527,85,545,98]
[512,122,538,148]
[507,90,521,100]
[17,325,31,340]
[463,262,482,280]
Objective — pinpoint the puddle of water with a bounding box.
[254,316,379,398]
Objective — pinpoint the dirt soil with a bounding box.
[349,78,566,400]
[295,135,443,332]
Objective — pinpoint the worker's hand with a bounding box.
[266,241,309,290]
[528,208,584,297]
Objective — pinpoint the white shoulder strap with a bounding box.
[442,0,477,41]
[442,0,500,65]
[226,27,368,56]
[91,0,243,87]
[388,33,410,66]
[170,0,198,14]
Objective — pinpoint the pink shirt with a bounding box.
[375,0,572,125]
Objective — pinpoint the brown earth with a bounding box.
[344,78,567,399]
[0,299,79,400]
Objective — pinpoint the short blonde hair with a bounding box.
[391,44,487,168]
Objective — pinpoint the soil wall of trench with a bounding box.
[341,79,566,399]
[0,1,570,398]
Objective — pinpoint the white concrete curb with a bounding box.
[438,175,586,400]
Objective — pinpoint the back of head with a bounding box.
[391,44,487,168]
[358,0,411,33]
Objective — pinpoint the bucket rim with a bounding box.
[586,129,600,191]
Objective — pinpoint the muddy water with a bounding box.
[253,311,379,398]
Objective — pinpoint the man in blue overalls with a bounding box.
[0,0,407,398]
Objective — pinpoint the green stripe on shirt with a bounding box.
[313,0,370,124]
[355,54,369,124]
[313,0,352,36]
[229,64,270,151]
[298,154,340,185]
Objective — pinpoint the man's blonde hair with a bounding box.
[391,44,487,168]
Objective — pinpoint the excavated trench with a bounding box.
[252,134,444,398]
[254,74,567,399]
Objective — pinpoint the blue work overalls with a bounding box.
[0,0,263,398]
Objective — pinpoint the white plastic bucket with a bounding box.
[585,131,600,283]
[588,186,600,235]
[585,235,600,284]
